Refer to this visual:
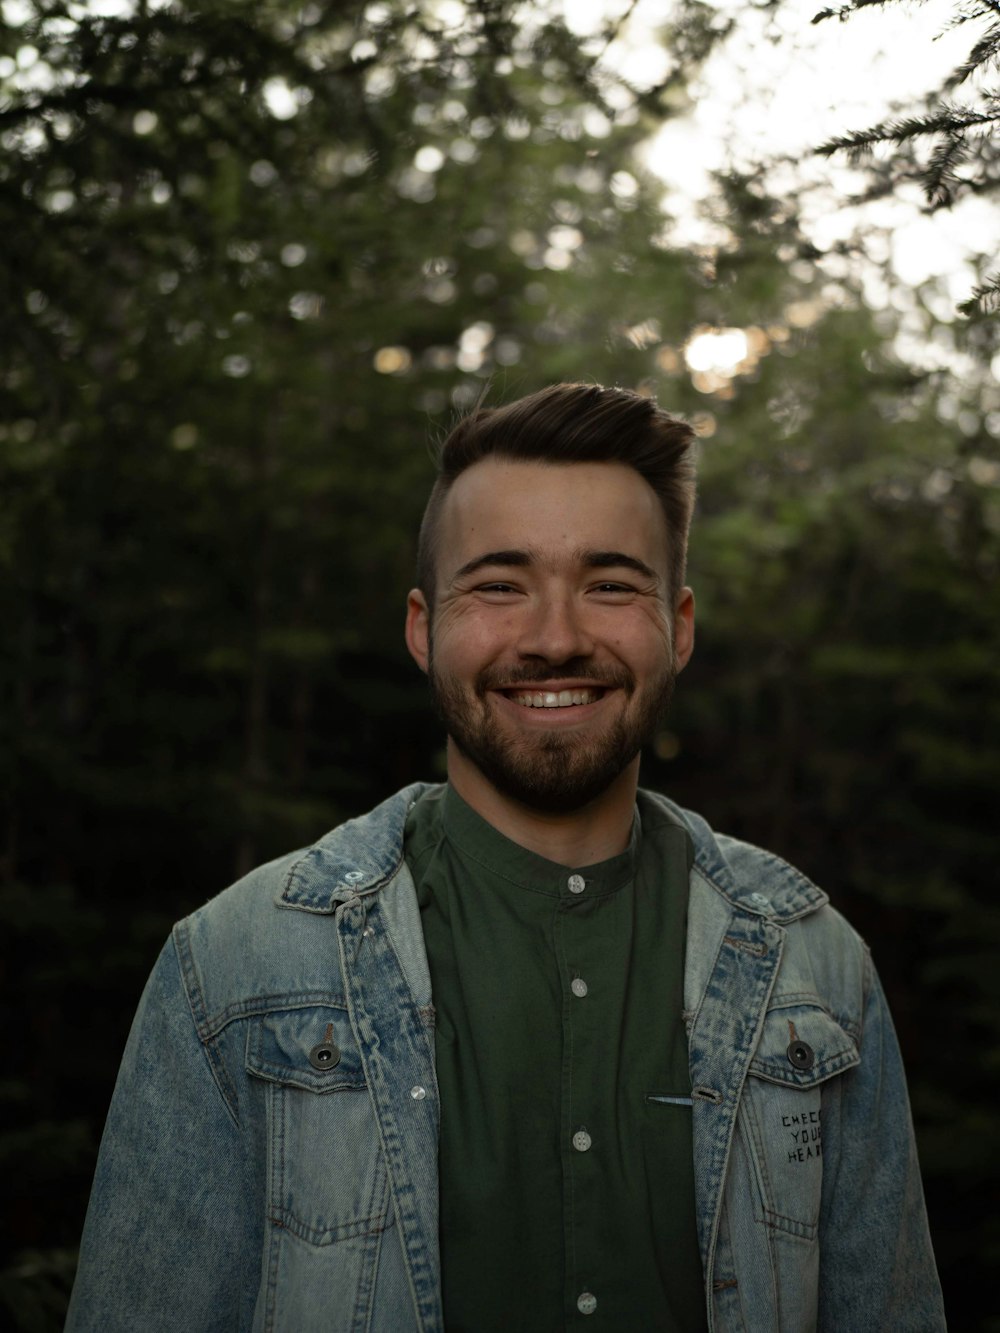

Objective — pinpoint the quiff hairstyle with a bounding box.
[416,382,698,610]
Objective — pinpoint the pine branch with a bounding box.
[924,130,971,203]
[942,0,1000,35]
[818,101,1000,160]
[811,0,916,25]
[809,0,1000,315]
[596,0,643,54]
[948,20,1000,83]
[957,271,1000,315]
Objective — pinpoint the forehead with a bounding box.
[437,458,669,577]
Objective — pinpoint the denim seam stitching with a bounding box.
[172,922,241,1127]
[198,992,351,1040]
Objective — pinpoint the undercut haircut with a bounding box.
[416,382,698,611]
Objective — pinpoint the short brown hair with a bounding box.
[417,382,698,608]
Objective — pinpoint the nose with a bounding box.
[516,590,594,665]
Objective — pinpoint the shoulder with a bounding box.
[639,788,832,922]
[640,788,871,1020]
[173,783,438,1035]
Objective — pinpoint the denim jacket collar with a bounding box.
[656,798,829,924]
[276,781,828,925]
[278,782,434,912]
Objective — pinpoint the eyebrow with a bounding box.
[450,548,659,583]
[581,550,659,582]
[452,550,533,581]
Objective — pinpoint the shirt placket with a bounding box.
[557,871,612,1324]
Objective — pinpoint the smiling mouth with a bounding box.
[502,687,606,709]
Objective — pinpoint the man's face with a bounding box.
[405,458,694,814]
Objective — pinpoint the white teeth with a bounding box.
[510,688,601,708]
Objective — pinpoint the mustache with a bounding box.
[476,661,635,694]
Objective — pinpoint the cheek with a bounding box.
[599,610,672,662]
[434,610,516,671]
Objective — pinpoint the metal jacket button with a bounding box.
[786,1039,815,1070]
[308,1041,341,1071]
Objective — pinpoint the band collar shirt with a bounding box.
[404,784,706,1331]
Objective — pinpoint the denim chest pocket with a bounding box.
[740,1002,860,1239]
[246,1006,393,1245]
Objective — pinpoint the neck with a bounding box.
[445,744,640,867]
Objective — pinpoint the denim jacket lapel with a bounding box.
[685,870,785,1327]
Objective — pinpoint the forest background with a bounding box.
[1,0,998,1328]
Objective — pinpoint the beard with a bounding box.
[427,648,677,816]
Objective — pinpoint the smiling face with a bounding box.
[406,457,695,816]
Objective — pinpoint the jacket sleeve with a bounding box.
[66,936,256,1332]
[817,954,946,1331]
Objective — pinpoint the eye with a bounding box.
[591,581,635,596]
[474,581,519,595]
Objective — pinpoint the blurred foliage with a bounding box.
[1,0,998,1330]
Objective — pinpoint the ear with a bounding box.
[674,587,695,672]
[405,588,431,674]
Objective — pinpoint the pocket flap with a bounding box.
[749,1002,859,1088]
[246,1005,366,1093]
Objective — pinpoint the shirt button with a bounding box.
[571,978,589,998]
[568,874,586,894]
[572,1129,592,1152]
[750,892,770,908]
[410,1085,427,1100]
[577,1292,597,1315]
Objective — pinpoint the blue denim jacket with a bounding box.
[67,785,945,1331]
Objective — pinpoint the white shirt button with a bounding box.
[750,892,770,908]
[571,978,588,998]
[572,1129,592,1152]
[568,874,586,894]
[410,1086,426,1100]
[577,1292,597,1315]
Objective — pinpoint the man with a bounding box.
[67,383,944,1331]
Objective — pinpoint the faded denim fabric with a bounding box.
[66,785,945,1332]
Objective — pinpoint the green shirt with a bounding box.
[404,785,706,1332]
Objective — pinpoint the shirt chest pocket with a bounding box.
[740,1002,860,1239]
[246,1006,394,1246]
